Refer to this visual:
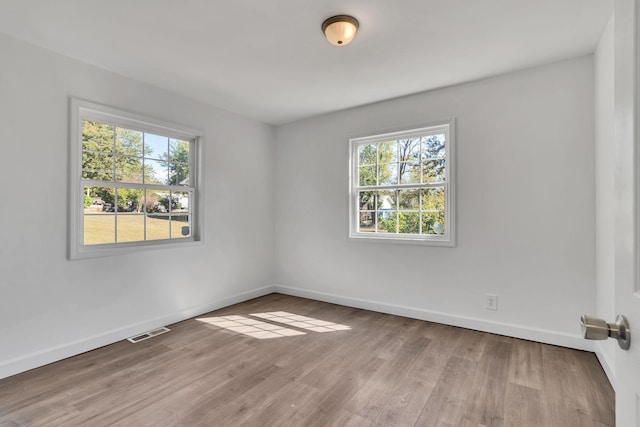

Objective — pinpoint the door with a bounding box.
[614,0,640,425]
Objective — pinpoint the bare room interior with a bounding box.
[1,1,639,426]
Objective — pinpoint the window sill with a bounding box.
[348,233,455,247]
[70,238,203,260]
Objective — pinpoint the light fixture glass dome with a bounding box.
[322,15,359,46]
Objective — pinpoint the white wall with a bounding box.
[594,14,617,384]
[0,34,275,379]
[274,56,596,349]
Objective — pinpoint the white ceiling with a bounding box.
[0,0,613,125]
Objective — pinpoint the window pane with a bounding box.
[422,158,446,183]
[169,139,190,163]
[116,213,145,243]
[84,214,115,245]
[144,133,169,160]
[399,162,420,184]
[398,212,420,234]
[115,156,143,184]
[421,187,445,211]
[398,189,419,210]
[358,191,375,211]
[169,162,189,186]
[82,152,114,181]
[170,191,190,214]
[84,185,115,211]
[377,189,397,233]
[144,159,169,185]
[116,128,143,156]
[378,141,397,163]
[170,191,191,238]
[378,163,398,185]
[146,211,170,240]
[82,121,114,153]
[358,212,375,232]
[145,191,166,213]
[358,143,376,166]
[83,186,116,244]
[116,188,143,212]
[377,212,396,233]
[422,211,445,235]
[422,134,446,159]
[152,191,173,214]
[398,138,421,162]
[83,189,105,212]
[359,165,376,186]
[377,190,396,210]
[170,215,190,239]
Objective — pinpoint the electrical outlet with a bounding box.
[485,294,498,311]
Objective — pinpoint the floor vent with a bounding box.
[127,327,170,343]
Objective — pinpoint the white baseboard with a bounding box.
[273,285,594,352]
[0,286,275,380]
[1,284,598,381]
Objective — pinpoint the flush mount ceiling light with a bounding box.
[322,15,359,46]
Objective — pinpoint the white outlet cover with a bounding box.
[485,294,498,311]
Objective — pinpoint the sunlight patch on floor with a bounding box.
[250,311,351,332]
[197,312,351,339]
[197,315,306,339]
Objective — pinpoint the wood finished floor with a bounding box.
[0,294,614,427]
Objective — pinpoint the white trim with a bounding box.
[71,238,204,260]
[0,286,275,380]
[348,118,456,246]
[348,233,454,247]
[1,284,600,380]
[352,124,451,145]
[69,98,205,259]
[75,99,202,141]
[273,285,593,351]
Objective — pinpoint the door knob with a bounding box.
[580,314,631,350]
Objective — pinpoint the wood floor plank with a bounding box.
[0,294,614,426]
[459,337,512,426]
[324,409,372,427]
[503,383,543,426]
[507,338,544,390]
[572,351,616,425]
[413,355,478,426]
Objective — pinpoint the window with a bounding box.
[349,120,455,245]
[70,99,203,259]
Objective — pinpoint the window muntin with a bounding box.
[349,121,454,245]
[71,99,202,259]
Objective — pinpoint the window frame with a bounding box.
[69,98,204,259]
[348,119,456,246]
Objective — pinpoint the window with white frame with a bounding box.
[349,120,455,245]
[70,99,202,259]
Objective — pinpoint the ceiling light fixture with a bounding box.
[322,15,359,46]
